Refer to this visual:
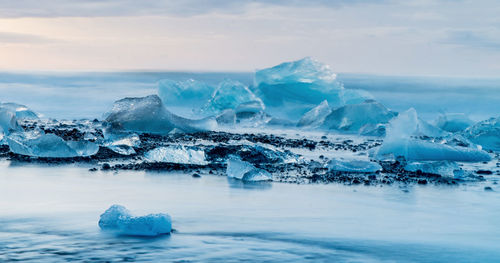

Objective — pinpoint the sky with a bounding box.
[0,0,499,76]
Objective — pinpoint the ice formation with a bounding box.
[0,102,38,136]
[99,205,172,237]
[463,117,500,152]
[226,157,272,181]
[326,158,382,173]
[321,100,396,134]
[145,145,208,165]
[376,109,491,162]
[404,161,462,178]
[297,100,332,128]
[202,79,262,114]
[105,95,216,134]
[253,57,346,120]
[103,130,140,155]
[6,131,98,158]
[158,79,215,114]
[435,113,474,133]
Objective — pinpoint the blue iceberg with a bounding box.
[322,100,396,134]
[376,109,491,162]
[463,116,500,152]
[297,100,332,128]
[158,79,215,117]
[99,205,172,237]
[103,130,140,155]
[435,113,474,133]
[226,157,272,181]
[6,131,99,158]
[0,102,39,136]
[202,79,263,115]
[327,158,382,173]
[105,95,216,134]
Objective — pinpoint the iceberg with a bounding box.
[226,157,272,181]
[297,100,332,128]
[103,130,140,155]
[435,113,474,133]
[326,158,382,173]
[463,117,500,152]
[105,95,216,134]
[404,161,463,178]
[99,205,172,237]
[0,102,38,120]
[6,131,98,158]
[321,100,396,134]
[158,79,215,116]
[216,109,237,126]
[253,57,344,120]
[202,79,263,114]
[376,109,491,162]
[145,145,208,165]
[0,102,38,136]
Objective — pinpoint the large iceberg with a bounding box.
[297,100,332,128]
[202,79,263,115]
[226,157,272,181]
[463,117,500,152]
[145,145,208,165]
[6,131,99,158]
[158,79,215,117]
[321,100,396,134]
[327,158,382,173]
[376,109,491,162]
[99,205,172,237]
[254,57,362,120]
[435,113,474,133]
[105,95,216,134]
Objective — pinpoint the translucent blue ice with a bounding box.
[145,146,208,165]
[6,131,98,158]
[463,116,500,152]
[435,113,474,133]
[226,157,272,181]
[297,100,332,128]
[404,161,463,178]
[105,95,216,134]
[98,205,172,237]
[158,79,215,116]
[202,79,263,115]
[322,100,397,135]
[327,158,382,173]
[103,130,140,155]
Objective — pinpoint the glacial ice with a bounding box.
[0,102,38,120]
[202,79,262,114]
[226,157,272,181]
[297,100,332,128]
[327,158,382,173]
[435,113,474,133]
[103,130,140,155]
[216,109,237,125]
[145,145,208,165]
[463,117,500,152]
[376,109,491,162]
[105,95,216,134]
[99,204,172,237]
[0,102,39,136]
[158,79,215,114]
[322,100,397,135]
[253,57,345,120]
[6,131,98,158]
[404,161,463,178]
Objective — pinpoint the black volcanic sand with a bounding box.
[3,119,497,186]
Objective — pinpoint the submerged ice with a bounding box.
[99,205,172,237]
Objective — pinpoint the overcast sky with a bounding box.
[0,0,498,76]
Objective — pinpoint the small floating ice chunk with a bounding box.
[226,157,272,181]
[6,131,98,158]
[0,102,38,120]
[376,109,491,162]
[297,100,332,128]
[463,116,500,152]
[322,100,396,134]
[404,161,462,178]
[327,158,382,173]
[105,95,216,134]
[99,205,172,237]
[145,145,208,165]
[435,113,474,133]
[103,130,140,155]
